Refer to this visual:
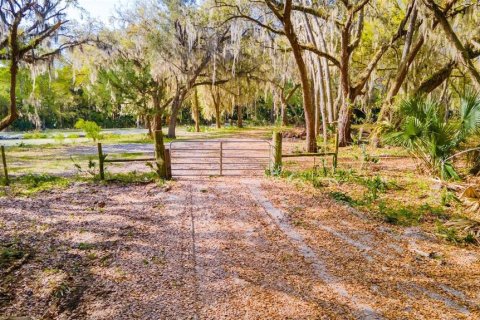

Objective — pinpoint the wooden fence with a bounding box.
[98,130,171,180]
[271,131,339,172]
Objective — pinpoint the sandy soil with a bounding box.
[1,175,479,319]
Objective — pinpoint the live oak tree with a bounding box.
[137,0,231,139]
[0,0,91,131]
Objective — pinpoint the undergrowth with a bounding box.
[279,165,478,245]
[1,174,71,196]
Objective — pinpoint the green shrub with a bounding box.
[74,119,102,141]
[386,93,480,180]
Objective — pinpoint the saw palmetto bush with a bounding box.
[386,93,480,180]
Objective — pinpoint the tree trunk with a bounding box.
[318,33,334,122]
[215,105,221,128]
[237,105,243,128]
[286,37,316,152]
[213,90,221,128]
[281,4,317,152]
[193,88,200,132]
[146,116,153,138]
[280,97,288,126]
[338,104,352,147]
[167,96,181,138]
[0,59,19,131]
[415,60,455,95]
[152,93,163,132]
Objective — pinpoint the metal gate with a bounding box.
[169,140,271,177]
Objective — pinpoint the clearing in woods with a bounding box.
[1,173,479,319]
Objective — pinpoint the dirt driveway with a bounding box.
[1,176,479,319]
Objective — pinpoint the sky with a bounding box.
[68,0,120,24]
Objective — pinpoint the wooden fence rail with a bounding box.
[272,132,339,173]
[98,130,171,180]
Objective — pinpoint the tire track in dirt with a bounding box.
[245,179,382,319]
[310,220,473,317]
[258,179,480,319]
[184,178,349,318]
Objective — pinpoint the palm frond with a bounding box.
[385,93,480,180]
[459,92,480,136]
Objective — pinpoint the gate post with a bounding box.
[219,141,223,176]
[154,130,168,179]
[333,125,339,172]
[97,143,105,180]
[165,148,172,180]
[1,146,9,186]
[272,132,282,173]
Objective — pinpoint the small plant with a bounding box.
[146,161,166,181]
[360,144,379,169]
[440,187,459,207]
[71,157,99,177]
[361,175,388,203]
[53,282,72,299]
[333,168,359,184]
[14,174,70,195]
[437,219,480,245]
[0,244,25,268]
[267,165,283,177]
[74,119,102,141]
[330,191,356,205]
[77,242,94,250]
[53,134,66,144]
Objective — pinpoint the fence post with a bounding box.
[333,125,339,172]
[1,146,9,186]
[97,143,105,180]
[154,130,167,179]
[219,141,223,176]
[165,148,172,180]
[272,132,282,173]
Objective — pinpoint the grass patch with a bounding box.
[102,171,158,184]
[436,220,480,245]
[23,131,50,139]
[4,174,71,196]
[329,191,357,206]
[0,243,26,269]
[77,243,94,251]
[378,203,423,226]
[101,133,156,144]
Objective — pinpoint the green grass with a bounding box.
[378,203,423,226]
[2,174,71,196]
[77,242,95,250]
[102,171,158,184]
[0,243,26,268]
[329,191,357,205]
[23,131,50,139]
[436,223,478,245]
